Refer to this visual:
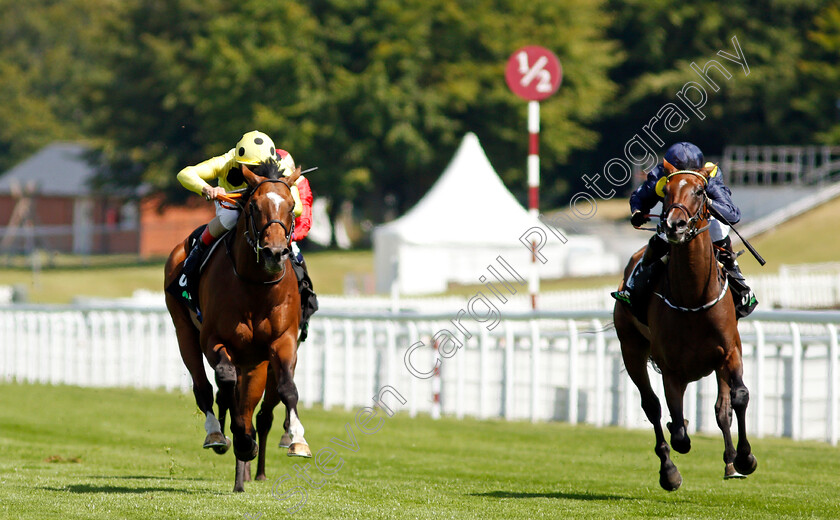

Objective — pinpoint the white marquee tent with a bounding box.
[373,133,617,295]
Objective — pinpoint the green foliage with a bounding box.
[3,0,840,213]
[76,0,618,213]
[0,0,111,163]
[591,0,831,166]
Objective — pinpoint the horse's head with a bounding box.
[240,160,303,273]
[659,159,715,244]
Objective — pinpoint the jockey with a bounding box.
[612,142,757,318]
[176,130,319,339]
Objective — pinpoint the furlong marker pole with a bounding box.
[528,100,540,310]
[431,338,441,419]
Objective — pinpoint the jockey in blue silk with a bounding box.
[613,142,757,319]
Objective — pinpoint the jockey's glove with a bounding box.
[631,211,649,228]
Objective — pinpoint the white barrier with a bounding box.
[1,306,838,445]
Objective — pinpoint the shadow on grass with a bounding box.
[472,490,628,501]
[40,484,223,495]
[88,475,209,482]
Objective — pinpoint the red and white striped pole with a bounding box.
[528,100,540,310]
[431,338,441,419]
[505,46,561,310]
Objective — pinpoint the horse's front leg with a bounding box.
[618,328,681,491]
[269,330,312,458]
[230,362,268,492]
[663,374,691,455]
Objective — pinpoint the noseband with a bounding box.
[659,171,711,242]
[241,178,296,261]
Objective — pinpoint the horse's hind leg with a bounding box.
[714,368,740,478]
[210,349,237,454]
[278,407,293,448]
[255,366,282,480]
[270,332,311,458]
[617,319,681,490]
[166,296,224,450]
[717,353,757,478]
[731,372,757,475]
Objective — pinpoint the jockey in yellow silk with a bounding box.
[176,130,300,277]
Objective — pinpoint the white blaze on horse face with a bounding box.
[205,411,222,435]
[266,192,284,214]
[289,409,307,445]
[678,179,687,189]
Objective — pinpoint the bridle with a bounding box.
[242,178,295,260]
[654,169,728,312]
[224,177,295,285]
[659,170,711,242]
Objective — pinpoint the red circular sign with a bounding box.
[505,46,562,101]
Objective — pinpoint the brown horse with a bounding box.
[613,160,757,491]
[164,161,311,493]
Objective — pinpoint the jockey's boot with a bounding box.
[612,234,669,308]
[291,246,318,343]
[183,239,209,284]
[714,236,758,319]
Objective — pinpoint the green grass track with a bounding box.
[0,382,838,519]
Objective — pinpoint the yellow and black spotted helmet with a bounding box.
[235,130,276,166]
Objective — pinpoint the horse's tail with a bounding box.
[579,321,615,335]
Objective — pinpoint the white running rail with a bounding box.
[1,306,838,445]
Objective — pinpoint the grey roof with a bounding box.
[0,143,98,197]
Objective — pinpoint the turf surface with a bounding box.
[0,382,838,519]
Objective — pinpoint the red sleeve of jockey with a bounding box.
[293,176,313,241]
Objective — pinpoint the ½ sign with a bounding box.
[505,46,562,101]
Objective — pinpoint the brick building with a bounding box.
[0,143,213,258]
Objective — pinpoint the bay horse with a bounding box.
[613,160,757,491]
[164,161,311,493]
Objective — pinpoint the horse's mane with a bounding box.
[250,159,284,180]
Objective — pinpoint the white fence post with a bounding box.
[567,319,579,425]
[592,319,606,427]
[479,327,490,419]
[530,319,540,423]
[407,321,419,418]
[828,323,838,446]
[343,319,354,411]
[791,322,803,441]
[322,320,334,411]
[504,321,515,421]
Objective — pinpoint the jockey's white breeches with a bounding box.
[215,202,240,231]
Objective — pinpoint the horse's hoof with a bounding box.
[667,421,691,454]
[278,433,292,448]
[287,442,312,458]
[734,453,757,476]
[234,438,258,462]
[659,461,682,491]
[211,437,232,455]
[233,484,245,493]
[203,432,227,449]
[255,474,267,481]
[724,462,746,479]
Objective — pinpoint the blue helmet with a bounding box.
[664,142,704,170]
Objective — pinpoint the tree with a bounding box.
[0,0,113,165]
[577,0,832,200]
[81,0,619,215]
